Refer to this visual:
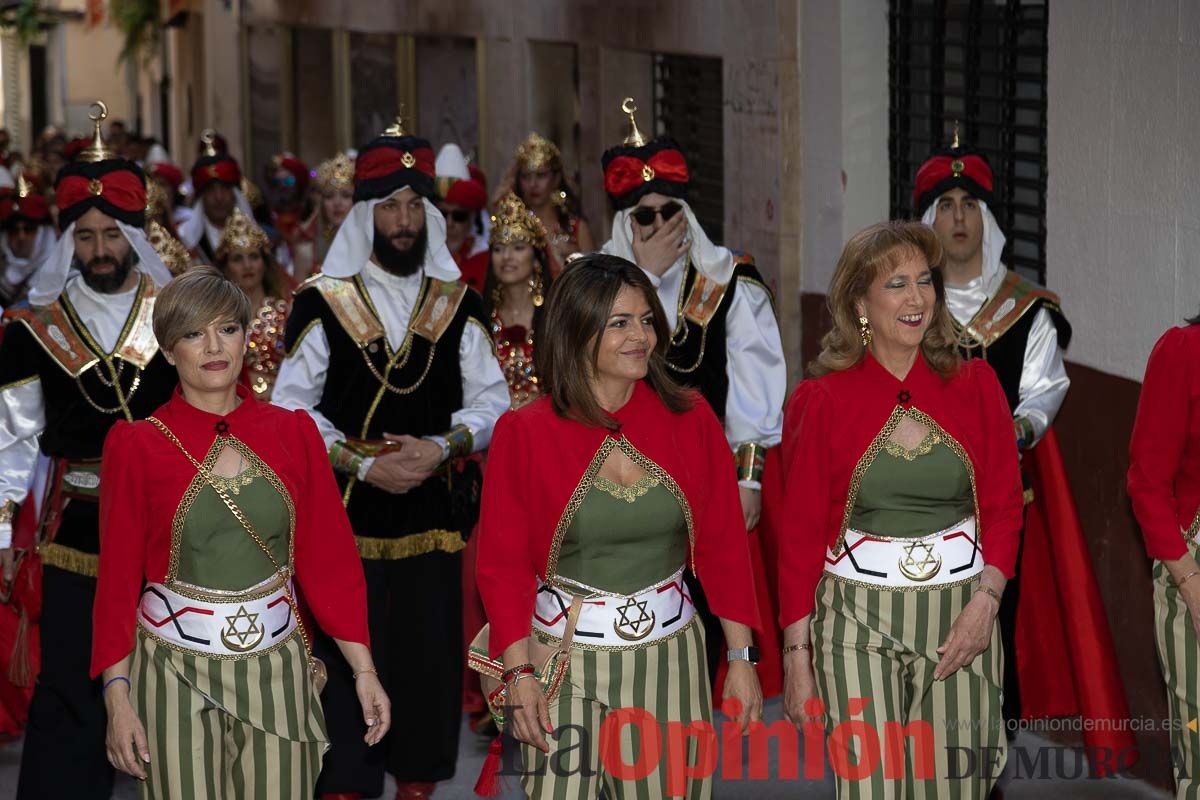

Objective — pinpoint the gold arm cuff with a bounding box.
[1022,488,1035,506]
[443,424,474,461]
[329,440,365,476]
[0,499,16,525]
[38,542,99,577]
[735,443,767,483]
[355,529,466,561]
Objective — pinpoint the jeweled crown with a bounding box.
[514,132,561,173]
[489,192,548,249]
[215,208,271,262]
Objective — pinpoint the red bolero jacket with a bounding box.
[476,380,762,659]
[91,386,369,677]
[1129,324,1200,561]
[777,352,1024,627]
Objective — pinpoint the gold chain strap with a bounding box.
[146,417,317,669]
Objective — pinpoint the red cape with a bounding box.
[1016,427,1138,770]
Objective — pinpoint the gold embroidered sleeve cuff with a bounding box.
[442,424,474,462]
[1014,417,1035,449]
[0,499,16,525]
[329,440,365,476]
[735,443,767,483]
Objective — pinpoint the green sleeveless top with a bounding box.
[556,474,688,595]
[849,434,974,538]
[175,469,291,591]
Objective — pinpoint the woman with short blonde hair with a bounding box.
[778,220,1023,798]
[93,266,389,797]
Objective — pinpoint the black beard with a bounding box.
[372,225,427,277]
[74,248,138,294]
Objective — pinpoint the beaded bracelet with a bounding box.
[782,643,812,655]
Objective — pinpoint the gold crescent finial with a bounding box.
[951,120,961,150]
[200,128,219,158]
[77,100,116,163]
[383,106,407,138]
[621,97,647,147]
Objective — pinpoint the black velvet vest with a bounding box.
[285,274,487,539]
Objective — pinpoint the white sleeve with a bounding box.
[271,322,347,448]
[724,278,786,488]
[1014,307,1070,446]
[0,378,45,548]
[452,319,510,452]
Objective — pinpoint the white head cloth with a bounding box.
[2,226,58,287]
[177,188,256,250]
[322,189,460,281]
[601,198,734,284]
[921,197,1007,295]
[435,144,471,181]
[146,143,172,165]
[28,220,173,307]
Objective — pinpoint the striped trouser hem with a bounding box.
[1154,553,1200,800]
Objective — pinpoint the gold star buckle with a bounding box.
[401,151,417,169]
[613,596,656,641]
[220,605,265,652]
[898,541,943,582]
[950,159,965,177]
[641,164,655,182]
[87,179,104,197]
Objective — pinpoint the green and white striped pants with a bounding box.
[519,617,712,799]
[812,574,1005,800]
[130,627,329,799]
[1154,552,1200,800]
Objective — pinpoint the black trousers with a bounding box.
[17,566,114,800]
[315,550,464,795]
[997,506,1029,741]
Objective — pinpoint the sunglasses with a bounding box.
[630,201,682,227]
[441,209,472,224]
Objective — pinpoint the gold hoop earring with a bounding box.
[858,316,873,347]
[529,264,545,308]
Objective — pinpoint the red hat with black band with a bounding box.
[191,129,242,195]
[354,116,436,203]
[147,161,184,191]
[8,176,51,227]
[913,146,995,215]
[601,99,689,211]
[55,158,147,229]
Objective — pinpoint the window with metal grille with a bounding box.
[889,0,1048,283]
[654,53,724,244]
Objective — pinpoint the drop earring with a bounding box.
[858,316,873,347]
[529,264,545,308]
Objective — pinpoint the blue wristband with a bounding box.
[102,675,131,694]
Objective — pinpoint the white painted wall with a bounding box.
[840,0,889,243]
[1047,0,1200,382]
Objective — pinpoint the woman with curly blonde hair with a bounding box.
[778,220,1023,798]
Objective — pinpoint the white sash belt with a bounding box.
[533,566,694,649]
[137,578,297,657]
[824,516,982,589]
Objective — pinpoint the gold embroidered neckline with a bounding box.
[207,466,259,496]
[883,430,942,461]
[593,474,660,503]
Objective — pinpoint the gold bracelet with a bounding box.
[1176,570,1200,589]
[782,643,811,654]
[975,585,1002,604]
[352,667,378,679]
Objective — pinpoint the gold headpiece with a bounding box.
[951,120,961,150]
[315,153,355,192]
[15,173,33,199]
[621,98,647,148]
[489,192,548,250]
[215,208,271,263]
[144,179,168,221]
[78,101,117,164]
[199,129,220,158]
[146,222,193,276]
[514,132,561,173]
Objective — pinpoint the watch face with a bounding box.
[747,646,761,664]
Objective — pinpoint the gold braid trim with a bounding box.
[38,542,99,577]
[355,529,466,561]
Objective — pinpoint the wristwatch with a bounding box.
[726,646,760,664]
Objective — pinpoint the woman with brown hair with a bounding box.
[474,253,761,798]
[493,132,594,276]
[293,152,355,280]
[213,208,294,399]
[777,221,1023,798]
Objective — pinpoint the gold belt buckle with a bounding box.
[898,540,943,582]
[613,596,656,641]
[220,604,266,652]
